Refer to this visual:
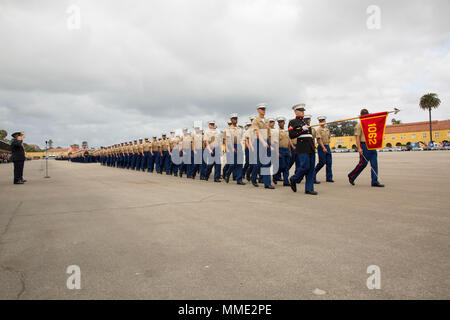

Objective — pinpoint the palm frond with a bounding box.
[419,93,441,110]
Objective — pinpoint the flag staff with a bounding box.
[308,108,401,128]
[44,140,50,178]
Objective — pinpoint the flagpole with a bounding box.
[308,108,400,128]
[44,140,50,178]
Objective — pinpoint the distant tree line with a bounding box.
[0,129,42,152]
[327,120,357,136]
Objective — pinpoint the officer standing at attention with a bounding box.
[10,132,26,184]
[314,116,334,183]
[251,103,274,189]
[348,109,384,187]
[288,104,318,195]
[224,113,246,185]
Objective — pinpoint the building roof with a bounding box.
[385,120,450,134]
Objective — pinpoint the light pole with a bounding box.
[44,140,50,178]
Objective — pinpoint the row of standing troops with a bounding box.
[80,103,333,194]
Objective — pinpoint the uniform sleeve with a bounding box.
[288,120,302,139]
[354,123,362,136]
[316,127,323,140]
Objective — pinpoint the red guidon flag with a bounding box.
[359,111,388,150]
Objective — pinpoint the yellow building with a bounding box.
[330,119,450,148]
[26,148,72,160]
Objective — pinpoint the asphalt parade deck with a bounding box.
[0,151,449,299]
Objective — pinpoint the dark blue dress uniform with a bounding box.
[10,133,26,184]
[288,117,316,193]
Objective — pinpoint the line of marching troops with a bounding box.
[69,103,337,195]
[68,103,384,194]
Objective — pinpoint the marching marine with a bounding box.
[251,104,274,189]
[224,113,245,185]
[274,116,293,186]
[314,116,334,183]
[288,104,318,195]
[204,120,222,182]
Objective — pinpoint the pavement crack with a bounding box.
[0,201,23,246]
[14,198,230,218]
[0,201,26,300]
[199,194,217,202]
[1,265,26,299]
[0,201,23,242]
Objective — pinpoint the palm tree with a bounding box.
[419,93,441,144]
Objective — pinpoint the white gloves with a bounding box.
[302,125,309,131]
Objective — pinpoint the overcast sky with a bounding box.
[0,0,449,148]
